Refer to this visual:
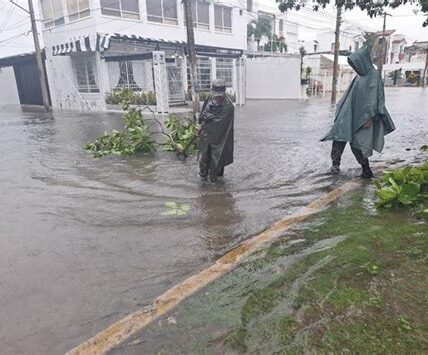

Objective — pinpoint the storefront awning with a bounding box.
[51,33,244,59]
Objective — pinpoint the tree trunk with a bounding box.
[331,5,342,104]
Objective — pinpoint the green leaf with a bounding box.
[165,202,178,208]
[401,182,421,197]
[180,204,191,211]
[161,209,179,216]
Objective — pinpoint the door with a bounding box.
[13,60,43,105]
[166,58,185,104]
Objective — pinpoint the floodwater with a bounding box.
[0,88,427,354]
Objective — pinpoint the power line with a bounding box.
[0,17,29,31]
[0,30,31,44]
[0,3,15,32]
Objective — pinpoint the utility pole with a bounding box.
[28,0,50,110]
[183,0,199,118]
[10,0,51,110]
[378,12,391,78]
[8,1,50,110]
[331,5,342,104]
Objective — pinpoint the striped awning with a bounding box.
[51,34,112,56]
[51,33,243,58]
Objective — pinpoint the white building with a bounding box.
[388,34,407,64]
[312,28,365,54]
[39,0,248,111]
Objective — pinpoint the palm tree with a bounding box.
[247,17,273,51]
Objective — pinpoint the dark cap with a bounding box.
[211,79,226,95]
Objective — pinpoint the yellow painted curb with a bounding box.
[67,181,360,355]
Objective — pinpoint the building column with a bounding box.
[97,53,109,111]
[153,51,169,113]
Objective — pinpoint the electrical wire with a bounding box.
[0,29,30,44]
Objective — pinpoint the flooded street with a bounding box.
[0,88,427,354]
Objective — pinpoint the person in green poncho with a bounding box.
[322,45,396,178]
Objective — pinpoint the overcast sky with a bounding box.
[0,0,426,59]
[0,0,39,58]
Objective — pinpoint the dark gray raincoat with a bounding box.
[322,46,396,158]
[199,96,234,172]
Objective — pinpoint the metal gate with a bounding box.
[13,58,44,105]
[166,58,185,104]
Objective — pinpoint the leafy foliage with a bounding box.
[84,90,199,158]
[276,0,427,27]
[84,107,156,158]
[263,35,288,53]
[164,115,199,154]
[374,162,428,209]
[105,89,157,106]
[161,202,191,216]
[247,16,273,50]
[406,72,419,85]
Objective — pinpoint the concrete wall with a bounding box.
[245,55,301,99]
[45,51,105,111]
[41,0,247,51]
[0,66,20,106]
[317,30,364,53]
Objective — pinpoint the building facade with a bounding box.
[39,0,248,111]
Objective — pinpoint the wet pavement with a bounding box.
[0,88,427,354]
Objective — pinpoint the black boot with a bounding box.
[329,165,340,175]
[360,164,373,179]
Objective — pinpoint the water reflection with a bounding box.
[196,185,243,258]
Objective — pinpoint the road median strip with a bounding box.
[67,181,360,355]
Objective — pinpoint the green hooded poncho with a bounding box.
[322,46,396,158]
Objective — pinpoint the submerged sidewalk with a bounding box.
[109,183,428,354]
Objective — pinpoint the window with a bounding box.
[72,55,99,93]
[108,61,153,92]
[101,0,139,19]
[279,19,283,34]
[40,0,64,28]
[188,57,211,92]
[216,58,233,87]
[191,0,209,30]
[146,0,178,25]
[214,5,232,33]
[196,57,212,91]
[67,0,90,21]
[115,61,141,91]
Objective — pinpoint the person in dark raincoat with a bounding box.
[198,79,234,182]
[322,45,396,178]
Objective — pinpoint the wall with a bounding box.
[245,55,301,99]
[0,66,20,106]
[45,51,105,111]
[317,30,363,53]
[41,0,247,52]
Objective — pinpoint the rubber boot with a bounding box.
[217,167,224,177]
[329,165,340,175]
[360,163,373,179]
